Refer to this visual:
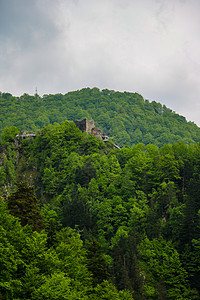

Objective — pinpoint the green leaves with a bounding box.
[0,200,91,299]
[1,88,200,147]
[1,126,20,145]
[138,237,189,299]
[31,273,78,300]
[7,182,44,231]
[85,239,110,286]
[90,280,133,300]
[2,107,200,298]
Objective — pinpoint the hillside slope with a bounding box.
[1,121,200,298]
[1,87,200,146]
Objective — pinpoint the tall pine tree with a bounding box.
[7,182,44,231]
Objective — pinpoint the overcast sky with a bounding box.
[0,0,200,125]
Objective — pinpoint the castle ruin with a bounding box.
[74,118,109,141]
[74,118,95,134]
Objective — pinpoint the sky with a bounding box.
[0,0,200,125]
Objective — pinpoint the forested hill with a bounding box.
[1,87,200,146]
[1,121,200,298]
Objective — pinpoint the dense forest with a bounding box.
[0,120,200,299]
[1,88,200,147]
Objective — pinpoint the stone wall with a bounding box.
[74,118,95,133]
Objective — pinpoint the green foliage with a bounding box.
[138,237,190,299]
[41,205,62,247]
[0,143,18,193]
[2,119,200,298]
[7,182,44,231]
[85,239,110,286]
[90,280,133,300]
[112,234,144,298]
[0,167,6,187]
[31,273,79,300]
[1,126,19,145]
[181,239,200,293]
[1,88,200,147]
[0,198,131,299]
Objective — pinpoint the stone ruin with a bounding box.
[74,118,109,142]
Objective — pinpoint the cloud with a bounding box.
[0,0,200,125]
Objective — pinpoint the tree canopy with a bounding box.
[0,88,200,147]
[0,113,200,298]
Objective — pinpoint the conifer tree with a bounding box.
[85,239,110,286]
[7,182,44,231]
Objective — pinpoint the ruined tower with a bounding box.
[74,118,95,134]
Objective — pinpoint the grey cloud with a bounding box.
[0,0,59,47]
[0,0,200,126]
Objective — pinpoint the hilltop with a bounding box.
[1,87,200,146]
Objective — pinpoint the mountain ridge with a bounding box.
[0,87,200,146]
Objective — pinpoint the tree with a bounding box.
[0,198,23,299]
[1,126,19,145]
[90,280,133,300]
[7,182,44,231]
[85,239,110,286]
[138,237,191,299]
[112,234,144,299]
[31,272,83,300]
[181,239,200,296]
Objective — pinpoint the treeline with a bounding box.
[0,121,200,299]
[1,88,200,147]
